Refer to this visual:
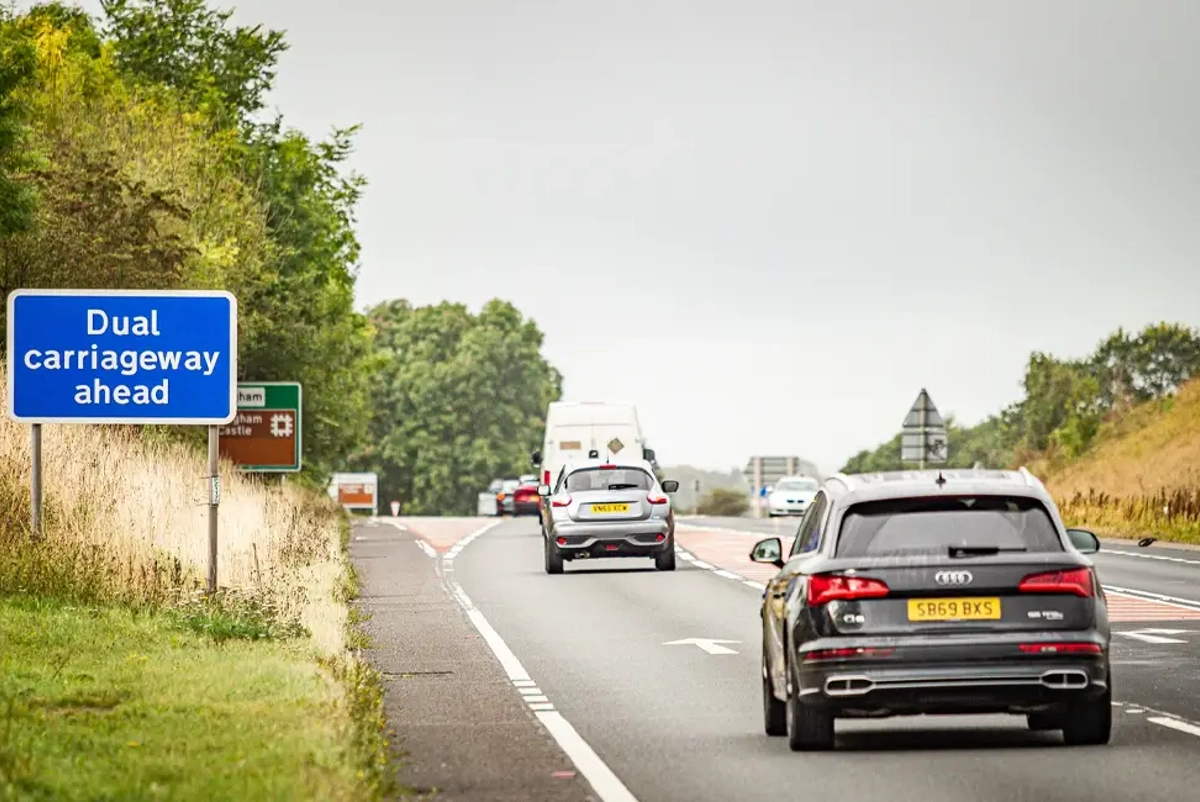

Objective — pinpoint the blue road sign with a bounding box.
[7,289,238,424]
[760,486,768,498]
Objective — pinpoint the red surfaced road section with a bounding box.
[675,527,778,583]
[392,516,492,552]
[675,526,1200,623]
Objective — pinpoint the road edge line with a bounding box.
[437,519,641,802]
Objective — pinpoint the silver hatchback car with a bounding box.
[540,458,679,574]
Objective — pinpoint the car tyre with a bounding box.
[786,658,834,751]
[763,645,786,736]
[655,543,676,571]
[1062,685,1112,746]
[543,536,564,575]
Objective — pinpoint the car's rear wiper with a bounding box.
[948,545,1028,557]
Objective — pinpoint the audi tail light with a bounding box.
[1018,567,1095,598]
[551,495,571,508]
[806,574,890,606]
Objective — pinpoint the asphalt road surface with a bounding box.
[355,515,1200,801]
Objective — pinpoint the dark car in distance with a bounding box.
[751,468,1111,751]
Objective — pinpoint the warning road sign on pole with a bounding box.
[900,388,948,468]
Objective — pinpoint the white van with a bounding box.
[531,401,654,491]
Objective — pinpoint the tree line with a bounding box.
[841,322,1200,474]
[0,1,561,515]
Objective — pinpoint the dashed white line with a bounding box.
[1103,585,1200,611]
[429,518,640,802]
[1148,716,1200,739]
[1102,548,1200,567]
[414,539,438,559]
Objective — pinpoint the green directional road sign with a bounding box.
[218,382,303,472]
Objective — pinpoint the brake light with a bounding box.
[496,493,505,501]
[804,647,895,661]
[1018,567,1095,598]
[600,464,617,469]
[1018,642,1102,654]
[543,470,550,484]
[551,495,571,508]
[806,574,889,606]
[647,494,667,504]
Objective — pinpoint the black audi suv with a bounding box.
[751,468,1111,751]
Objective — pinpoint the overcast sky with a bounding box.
[48,0,1200,474]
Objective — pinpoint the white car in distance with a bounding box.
[766,476,819,517]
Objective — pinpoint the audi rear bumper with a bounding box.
[793,633,1109,717]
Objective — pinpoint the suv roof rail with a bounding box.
[828,472,854,489]
[1016,465,1042,487]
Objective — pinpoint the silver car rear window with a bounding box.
[566,468,654,493]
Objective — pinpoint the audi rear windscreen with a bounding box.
[834,495,1063,558]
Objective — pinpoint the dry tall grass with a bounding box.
[1038,378,1200,543]
[0,370,347,655]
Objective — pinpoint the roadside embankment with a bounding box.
[0,372,397,801]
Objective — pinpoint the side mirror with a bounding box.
[537,485,551,497]
[1066,528,1100,554]
[530,450,542,466]
[643,447,656,462]
[661,480,679,493]
[749,537,785,568]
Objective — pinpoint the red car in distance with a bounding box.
[511,482,541,516]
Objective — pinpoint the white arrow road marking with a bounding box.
[662,638,741,655]
[1115,628,1191,644]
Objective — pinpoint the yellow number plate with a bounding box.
[907,597,1002,621]
[590,503,629,514]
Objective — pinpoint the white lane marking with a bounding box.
[1148,716,1200,739]
[1113,629,1190,644]
[1104,585,1200,611]
[535,712,638,802]
[690,560,714,570]
[524,695,550,703]
[437,519,641,802]
[714,569,742,580]
[662,638,740,655]
[1102,548,1200,567]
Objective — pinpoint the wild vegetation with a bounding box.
[696,486,751,517]
[841,322,1200,542]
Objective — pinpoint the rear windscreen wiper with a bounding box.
[948,545,1027,557]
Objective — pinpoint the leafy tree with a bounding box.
[99,0,286,125]
[840,321,1200,472]
[0,7,39,238]
[357,299,562,515]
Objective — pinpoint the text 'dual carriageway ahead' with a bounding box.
[6,289,238,425]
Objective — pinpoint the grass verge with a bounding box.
[0,596,361,801]
[0,369,398,800]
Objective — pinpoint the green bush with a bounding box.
[696,487,749,517]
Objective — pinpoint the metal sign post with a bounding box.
[7,289,238,593]
[30,423,42,539]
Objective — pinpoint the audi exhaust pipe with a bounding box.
[824,675,875,697]
[1039,670,1089,690]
